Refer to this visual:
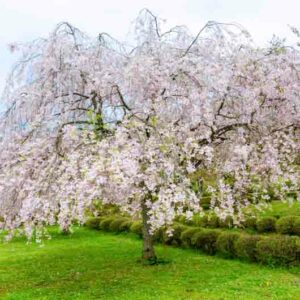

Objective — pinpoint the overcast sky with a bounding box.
[1,0,300,95]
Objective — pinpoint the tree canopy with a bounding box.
[0,10,299,259]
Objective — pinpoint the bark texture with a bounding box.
[141,198,157,262]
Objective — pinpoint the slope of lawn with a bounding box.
[257,201,300,218]
[224,200,300,220]
[0,228,299,300]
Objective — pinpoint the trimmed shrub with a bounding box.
[130,221,143,237]
[180,228,201,247]
[175,215,187,224]
[119,220,133,232]
[216,232,240,258]
[192,229,221,255]
[234,235,262,261]
[163,224,187,246]
[198,214,219,228]
[219,216,234,228]
[276,216,296,235]
[99,217,116,231]
[175,215,196,226]
[242,217,257,230]
[85,217,102,230]
[206,215,220,228]
[256,235,300,266]
[199,215,209,227]
[191,214,203,227]
[256,217,276,233]
[152,227,165,243]
[200,197,211,210]
[95,203,120,217]
[293,217,300,236]
[109,217,130,232]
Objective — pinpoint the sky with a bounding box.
[1,0,300,96]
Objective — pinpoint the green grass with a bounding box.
[0,228,299,300]
[228,200,300,220]
[257,201,300,218]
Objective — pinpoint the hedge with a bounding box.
[216,232,240,258]
[219,216,234,228]
[234,235,262,262]
[180,227,201,247]
[109,217,130,232]
[276,216,300,236]
[192,229,220,255]
[177,213,300,236]
[163,224,187,246]
[256,217,277,233]
[130,221,143,237]
[256,235,300,266]
[85,216,300,266]
[241,217,257,230]
[99,217,116,231]
[119,220,133,232]
[294,217,300,236]
[85,217,102,229]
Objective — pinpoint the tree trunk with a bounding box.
[61,227,71,235]
[141,198,157,262]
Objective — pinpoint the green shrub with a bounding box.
[152,227,165,243]
[192,229,221,255]
[93,203,121,217]
[219,216,234,228]
[256,235,300,266]
[206,215,220,228]
[119,220,133,232]
[173,216,180,222]
[163,224,187,246]
[234,235,262,261]
[109,217,130,232]
[175,215,196,226]
[242,217,257,230]
[180,228,201,247]
[256,217,276,233]
[216,232,240,258]
[191,214,203,227]
[199,214,219,228]
[130,221,143,237]
[293,217,300,236]
[199,215,209,227]
[276,216,296,235]
[85,217,102,229]
[200,197,211,210]
[99,217,116,231]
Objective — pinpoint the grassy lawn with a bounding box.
[257,201,300,218]
[0,228,299,300]
[224,200,300,220]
